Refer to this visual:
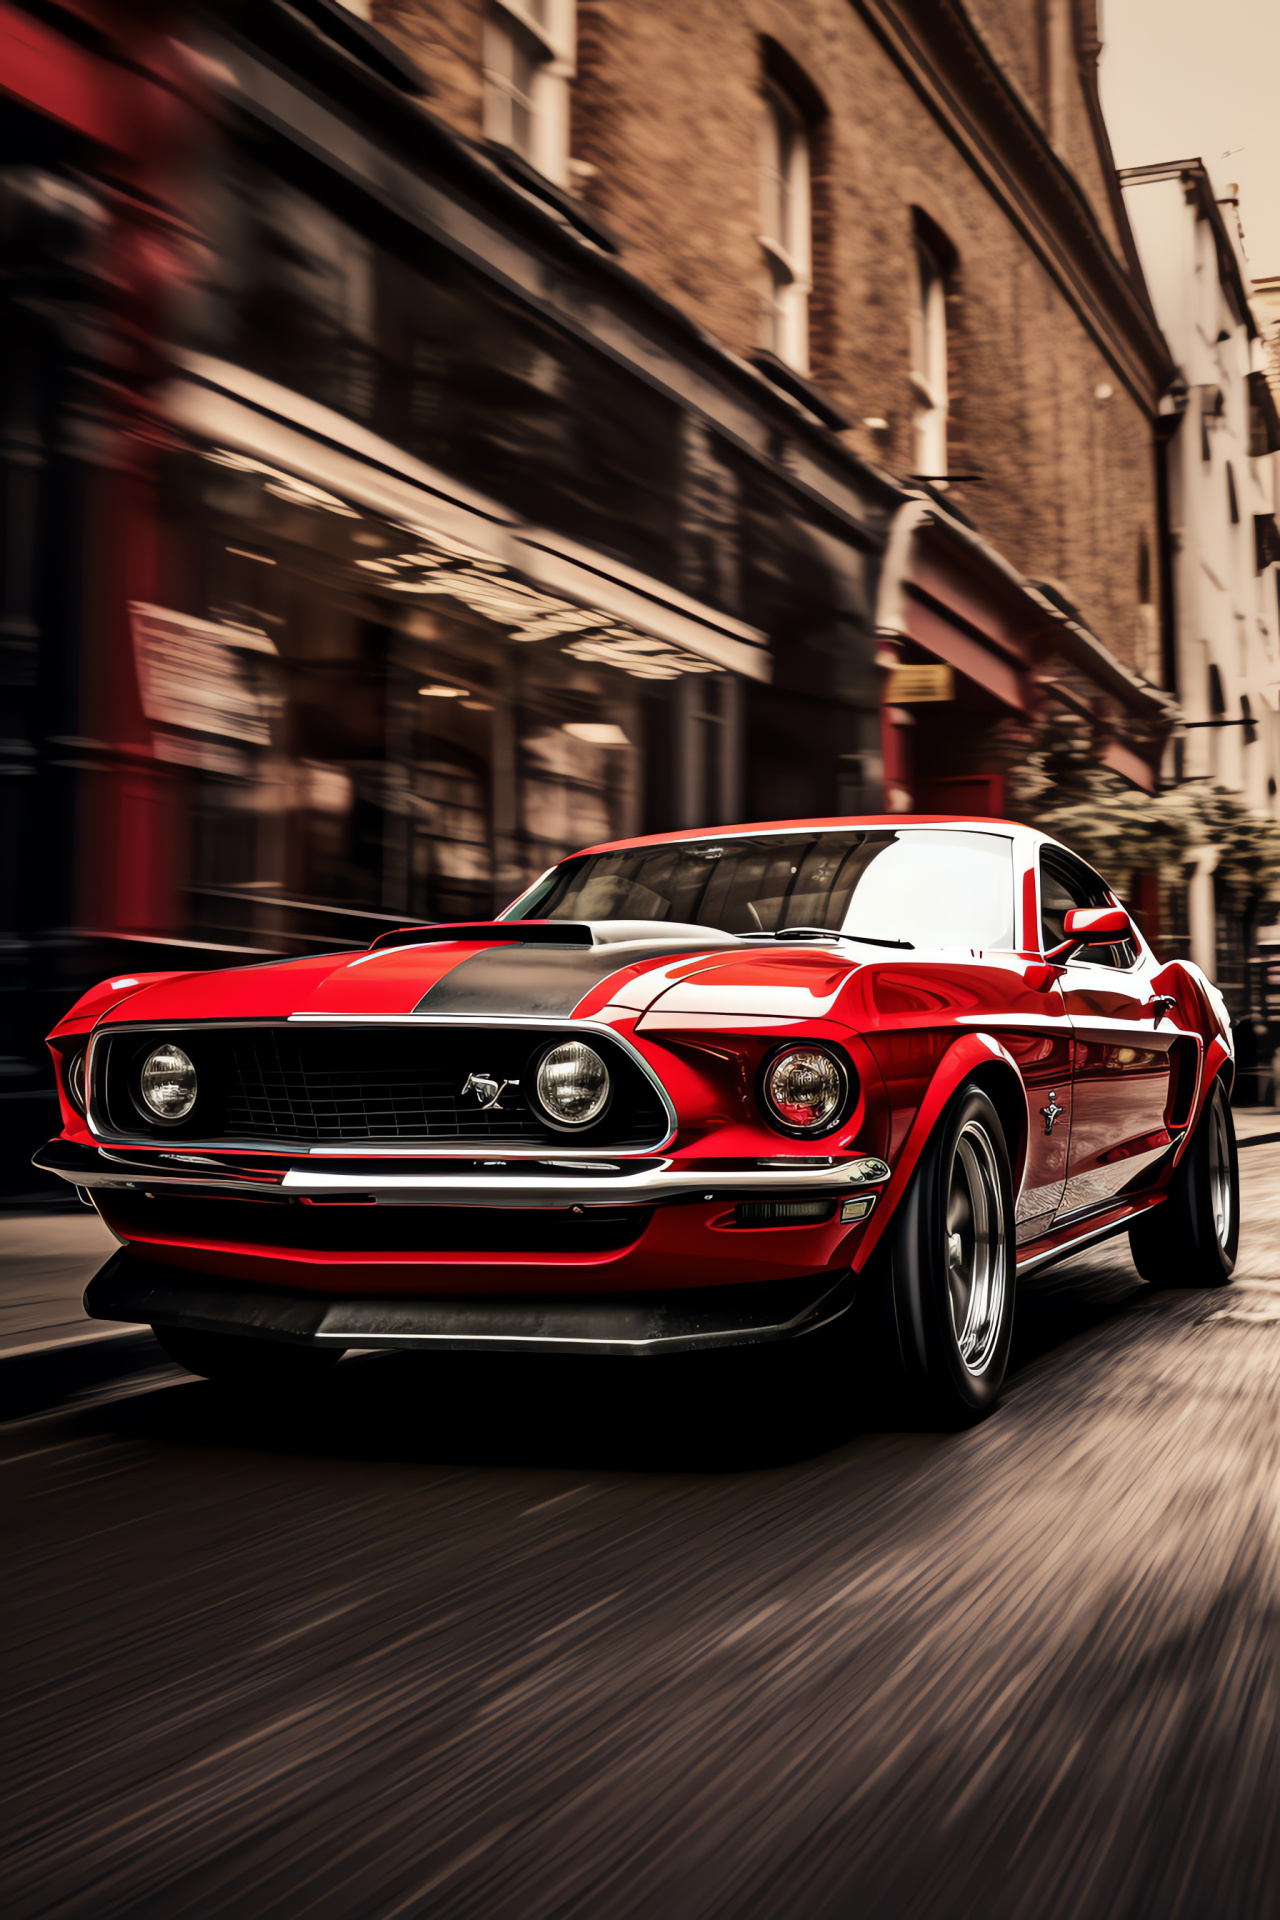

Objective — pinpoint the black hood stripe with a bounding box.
[412,942,735,1017]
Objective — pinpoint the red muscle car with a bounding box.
[37,816,1238,1425]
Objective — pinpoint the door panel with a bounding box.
[1058,961,1174,1216]
[1001,1020,1073,1244]
[1037,841,1174,1222]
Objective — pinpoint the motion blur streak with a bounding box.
[4,1136,1280,1919]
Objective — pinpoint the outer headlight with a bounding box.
[761,1046,848,1135]
[534,1042,610,1128]
[139,1044,198,1121]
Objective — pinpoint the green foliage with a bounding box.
[1005,712,1280,906]
[1005,714,1190,893]
[1189,784,1280,911]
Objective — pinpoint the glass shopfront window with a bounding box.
[149,452,729,954]
[158,144,880,959]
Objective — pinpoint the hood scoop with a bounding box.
[368,920,592,953]
[368,918,735,954]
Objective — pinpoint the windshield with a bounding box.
[505,828,1016,949]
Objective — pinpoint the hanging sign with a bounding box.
[884,663,955,703]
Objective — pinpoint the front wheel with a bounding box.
[1129,1075,1238,1288]
[883,1083,1016,1427]
[153,1326,342,1393]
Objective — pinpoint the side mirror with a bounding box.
[1048,906,1134,960]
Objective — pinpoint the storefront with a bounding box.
[873,498,1173,817]
[129,357,773,954]
[1,0,893,1190]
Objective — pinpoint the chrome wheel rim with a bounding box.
[1208,1092,1233,1253]
[945,1120,1007,1374]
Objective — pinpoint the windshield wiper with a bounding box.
[768,927,915,949]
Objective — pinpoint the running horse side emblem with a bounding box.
[1040,1090,1064,1136]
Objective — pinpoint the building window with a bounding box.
[483,1,575,187]
[758,82,811,373]
[910,223,951,479]
[1226,460,1240,525]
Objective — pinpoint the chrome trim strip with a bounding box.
[35,1140,892,1208]
[1065,1017,1181,1042]
[81,1015,679,1156]
[957,1014,1197,1040]
[956,1013,1073,1031]
[1016,1203,1156,1276]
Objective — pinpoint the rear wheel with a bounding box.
[883,1083,1016,1427]
[1129,1075,1238,1288]
[153,1327,342,1392]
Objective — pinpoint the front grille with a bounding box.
[225,1028,512,1142]
[98,1024,669,1150]
[100,1192,653,1255]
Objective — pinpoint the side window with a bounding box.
[1039,849,1137,969]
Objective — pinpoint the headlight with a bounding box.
[534,1042,610,1128]
[761,1047,848,1134]
[139,1044,198,1121]
[67,1051,86,1115]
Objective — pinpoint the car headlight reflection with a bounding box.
[534,1042,610,1128]
[762,1047,848,1134]
[140,1044,198,1121]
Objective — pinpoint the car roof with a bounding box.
[573,815,1030,858]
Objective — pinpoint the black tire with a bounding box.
[883,1083,1016,1427]
[1129,1075,1238,1288]
[152,1326,342,1392]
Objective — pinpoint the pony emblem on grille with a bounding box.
[461,1072,521,1112]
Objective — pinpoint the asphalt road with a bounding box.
[5,1136,1280,1920]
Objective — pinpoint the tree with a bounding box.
[1004,713,1193,894]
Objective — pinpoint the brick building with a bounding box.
[1,0,1178,1191]
[386,0,1180,806]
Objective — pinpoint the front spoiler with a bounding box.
[36,1137,891,1210]
[85,1251,858,1357]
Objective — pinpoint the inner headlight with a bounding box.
[534,1042,610,1128]
[140,1044,198,1121]
[761,1047,847,1134]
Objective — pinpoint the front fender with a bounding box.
[48,971,190,1042]
[851,1031,1027,1274]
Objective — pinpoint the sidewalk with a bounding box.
[0,1210,138,1359]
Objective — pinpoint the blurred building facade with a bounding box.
[1,0,1179,1192]
[1120,163,1280,1047]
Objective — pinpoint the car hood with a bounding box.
[91,933,866,1027]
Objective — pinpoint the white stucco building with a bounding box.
[1120,164,1280,805]
[1120,162,1280,992]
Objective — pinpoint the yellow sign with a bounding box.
[884,663,955,703]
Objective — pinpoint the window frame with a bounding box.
[482,0,576,187]
[758,80,812,375]
[1038,844,1140,972]
[910,231,949,478]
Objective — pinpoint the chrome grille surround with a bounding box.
[85,1017,678,1156]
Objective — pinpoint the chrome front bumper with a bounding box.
[35,1139,892,1210]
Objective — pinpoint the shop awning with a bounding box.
[875,495,1177,789]
[164,353,772,684]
